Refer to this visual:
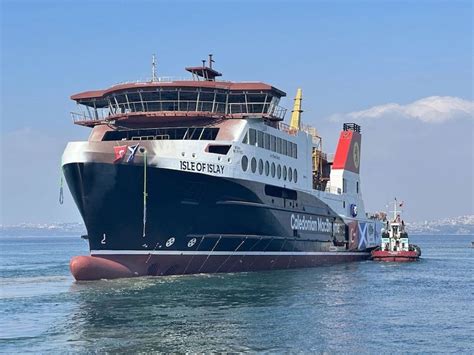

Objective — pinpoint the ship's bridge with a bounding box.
[71,59,287,127]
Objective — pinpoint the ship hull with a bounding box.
[70,253,369,280]
[371,249,420,262]
[63,162,369,280]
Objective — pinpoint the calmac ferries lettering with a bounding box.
[291,214,343,234]
[180,161,225,174]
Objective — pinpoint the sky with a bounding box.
[1,0,473,224]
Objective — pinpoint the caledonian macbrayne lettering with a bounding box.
[180,161,225,174]
[291,214,344,234]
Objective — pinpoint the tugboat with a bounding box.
[371,200,421,262]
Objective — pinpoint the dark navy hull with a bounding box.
[63,162,368,279]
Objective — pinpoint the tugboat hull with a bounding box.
[371,247,421,262]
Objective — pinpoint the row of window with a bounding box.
[242,129,297,159]
[241,155,298,183]
[89,89,278,116]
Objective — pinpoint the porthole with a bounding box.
[271,162,276,177]
[288,167,293,182]
[241,155,248,172]
[277,164,282,179]
[265,161,270,176]
[294,169,298,183]
[251,157,257,173]
[258,159,264,175]
[283,166,287,181]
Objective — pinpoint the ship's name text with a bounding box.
[291,214,343,234]
[180,161,225,174]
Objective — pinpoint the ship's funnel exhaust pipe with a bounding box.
[332,123,362,174]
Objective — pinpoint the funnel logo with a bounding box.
[353,142,360,169]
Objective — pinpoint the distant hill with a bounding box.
[407,215,474,235]
[0,222,86,236]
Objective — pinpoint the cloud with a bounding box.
[330,96,474,123]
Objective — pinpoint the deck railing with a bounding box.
[111,77,233,87]
[276,122,320,144]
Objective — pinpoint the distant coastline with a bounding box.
[406,215,474,235]
[1,216,473,237]
[0,222,86,237]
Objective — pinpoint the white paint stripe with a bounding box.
[91,250,369,256]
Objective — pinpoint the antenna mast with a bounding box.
[208,54,214,69]
[152,54,157,82]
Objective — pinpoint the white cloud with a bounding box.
[331,96,474,123]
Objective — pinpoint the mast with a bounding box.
[393,198,398,221]
[151,54,157,82]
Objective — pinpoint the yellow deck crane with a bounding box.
[289,88,324,189]
[290,88,303,130]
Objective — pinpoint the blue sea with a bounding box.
[0,235,472,353]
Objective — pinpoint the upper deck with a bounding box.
[71,58,287,127]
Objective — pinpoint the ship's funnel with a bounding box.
[333,123,362,174]
[290,88,303,130]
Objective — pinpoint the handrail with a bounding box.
[110,77,233,87]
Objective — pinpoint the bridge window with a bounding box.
[242,129,298,159]
[270,135,276,152]
[249,129,257,146]
[257,131,264,148]
[281,139,289,155]
[242,132,249,144]
[264,133,270,150]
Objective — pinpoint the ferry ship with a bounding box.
[63,55,383,280]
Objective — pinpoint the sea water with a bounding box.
[0,235,472,352]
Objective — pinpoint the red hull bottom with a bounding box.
[371,250,420,262]
[70,253,369,281]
